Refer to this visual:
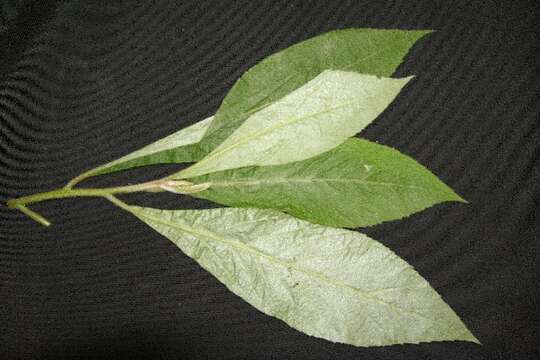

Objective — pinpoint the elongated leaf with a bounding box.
[189,138,465,228]
[177,71,411,178]
[68,116,214,185]
[199,28,431,154]
[128,205,478,346]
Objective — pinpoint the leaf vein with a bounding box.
[188,100,361,173]
[138,211,439,323]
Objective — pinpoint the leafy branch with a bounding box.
[6,28,479,347]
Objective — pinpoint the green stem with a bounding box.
[8,180,160,207]
[65,170,94,189]
[6,178,206,227]
[11,204,52,227]
[104,194,135,213]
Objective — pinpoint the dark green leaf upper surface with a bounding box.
[198,29,431,154]
[190,138,465,228]
[130,206,478,347]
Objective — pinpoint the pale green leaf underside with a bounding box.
[199,28,431,155]
[178,71,411,179]
[190,138,465,228]
[79,116,214,178]
[130,206,478,347]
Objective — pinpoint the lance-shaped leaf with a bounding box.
[126,205,478,347]
[67,116,213,186]
[188,138,465,228]
[177,71,411,179]
[199,28,431,154]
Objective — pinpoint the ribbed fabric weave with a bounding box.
[1,1,539,359]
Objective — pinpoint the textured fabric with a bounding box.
[1,1,539,359]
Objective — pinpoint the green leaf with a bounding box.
[177,71,411,179]
[128,205,478,346]
[198,28,432,154]
[189,138,465,228]
[68,116,213,185]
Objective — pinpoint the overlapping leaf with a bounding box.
[67,116,214,186]
[189,138,464,228]
[177,71,411,178]
[68,29,429,185]
[127,205,478,346]
[198,28,431,154]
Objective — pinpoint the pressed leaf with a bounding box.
[198,28,431,154]
[128,205,478,347]
[177,71,411,178]
[189,138,465,228]
[70,116,214,182]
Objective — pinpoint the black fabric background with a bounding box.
[1,1,539,359]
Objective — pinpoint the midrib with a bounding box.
[136,210,438,323]
[181,99,360,177]
[207,177,425,190]
[137,210,362,294]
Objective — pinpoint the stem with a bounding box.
[12,204,51,227]
[104,194,135,213]
[6,178,207,227]
[65,170,94,189]
[8,180,161,207]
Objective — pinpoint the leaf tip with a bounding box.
[404,74,416,81]
[414,29,436,38]
[461,329,482,345]
[449,190,469,204]
[457,196,469,204]
[400,29,435,45]
[471,337,482,345]
[397,75,416,88]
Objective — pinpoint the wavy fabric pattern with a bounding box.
[0,1,538,359]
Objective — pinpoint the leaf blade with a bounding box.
[199,28,432,154]
[178,71,412,178]
[70,116,214,184]
[130,206,478,347]
[189,138,465,228]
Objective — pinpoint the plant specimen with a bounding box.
[7,29,479,347]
